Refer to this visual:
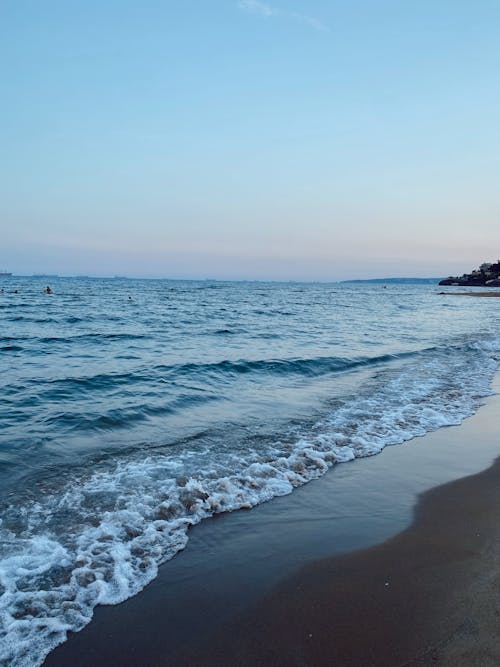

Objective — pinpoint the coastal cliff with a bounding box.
[439,261,500,286]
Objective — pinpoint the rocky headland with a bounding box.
[439,260,500,286]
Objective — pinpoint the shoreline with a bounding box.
[45,379,500,666]
[179,454,500,666]
[173,381,500,666]
[439,291,500,297]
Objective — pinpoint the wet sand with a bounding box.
[45,381,500,667]
[178,456,500,666]
[440,291,500,297]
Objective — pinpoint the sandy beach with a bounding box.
[440,291,500,297]
[179,454,500,666]
[45,379,500,667]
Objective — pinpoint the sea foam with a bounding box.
[1,335,499,666]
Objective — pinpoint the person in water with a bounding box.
[44,286,52,294]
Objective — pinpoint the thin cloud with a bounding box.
[293,13,329,33]
[238,0,277,17]
[237,1,329,32]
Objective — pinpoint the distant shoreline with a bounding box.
[341,277,440,284]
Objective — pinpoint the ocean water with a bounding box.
[1,277,500,666]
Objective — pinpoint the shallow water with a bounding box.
[1,278,499,665]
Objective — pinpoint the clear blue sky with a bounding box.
[1,0,499,280]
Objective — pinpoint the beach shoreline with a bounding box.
[45,378,500,667]
[439,291,500,297]
[179,450,500,666]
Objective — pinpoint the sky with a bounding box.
[1,0,499,280]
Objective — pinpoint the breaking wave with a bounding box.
[1,335,499,666]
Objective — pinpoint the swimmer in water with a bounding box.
[44,286,52,294]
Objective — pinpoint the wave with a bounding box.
[22,350,430,398]
[39,333,149,343]
[1,335,499,665]
[41,395,218,433]
[211,328,242,335]
[7,316,60,323]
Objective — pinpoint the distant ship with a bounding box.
[0,271,12,277]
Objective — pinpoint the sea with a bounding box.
[1,277,500,666]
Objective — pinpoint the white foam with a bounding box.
[1,335,499,666]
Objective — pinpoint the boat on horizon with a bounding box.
[0,270,12,277]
